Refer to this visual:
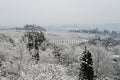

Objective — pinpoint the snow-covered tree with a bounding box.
[90,45,113,79]
[23,30,46,63]
[79,46,94,80]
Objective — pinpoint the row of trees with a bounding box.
[24,24,47,31]
[16,24,47,31]
[69,28,119,35]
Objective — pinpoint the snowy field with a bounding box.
[0,30,93,45]
[0,30,95,40]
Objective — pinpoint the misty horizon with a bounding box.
[0,0,120,26]
[0,23,120,31]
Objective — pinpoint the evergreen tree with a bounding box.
[79,46,94,80]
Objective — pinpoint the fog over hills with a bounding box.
[46,24,120,31]
[0,24,120,32]
[0,0,120,80]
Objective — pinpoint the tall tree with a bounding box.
[79,46,94,80]
[24,30,46,63]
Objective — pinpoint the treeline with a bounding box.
[16,24,47,31]
[69,28,119,35]
[88,37,120,51]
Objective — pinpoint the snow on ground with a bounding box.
[0,30,95,45]
[0,30,120,80]
[46,31,96,40]
[0,30,25,41]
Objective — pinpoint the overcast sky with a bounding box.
[0,0,120,26]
